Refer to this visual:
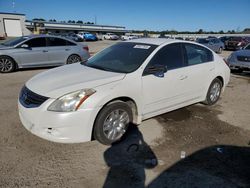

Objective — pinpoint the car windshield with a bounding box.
[1,36,29,46]
[83,42,157,73]
[197,38,209,44]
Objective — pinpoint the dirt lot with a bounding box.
[0,40,250,188]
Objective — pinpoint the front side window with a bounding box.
[23,37,46,48]
[147,43,184,70]
[84,42,157,73]
[184,43,213,66]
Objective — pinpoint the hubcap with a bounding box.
[68,55,80,64]
[103,109,130,141]
[210,82,221,102]
[0,58,13,72]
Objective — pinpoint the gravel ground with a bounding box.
[0,40,250,188]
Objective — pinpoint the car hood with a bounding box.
[234,49,250,57]
[26,63,126,98]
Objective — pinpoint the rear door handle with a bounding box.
[179,75,188,80]
[43,50,48,53]
[65,49,70,51]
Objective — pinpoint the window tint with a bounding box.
[24,37,46,47]
[67,40,76,46]
[147,43,184,70]
[184,43,213,66]
[48,37,67,46]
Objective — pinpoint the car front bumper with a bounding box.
[18,99,101,143]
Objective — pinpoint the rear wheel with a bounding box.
[66,54,81,64]
[0,56,16,73]
[203,78,222,105]
[93,101,132,145]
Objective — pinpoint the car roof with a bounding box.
[127,38,178,45]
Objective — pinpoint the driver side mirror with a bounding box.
[144,64,167,77]
[20,44,30,49]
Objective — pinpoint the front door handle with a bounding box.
[179,75,188,80]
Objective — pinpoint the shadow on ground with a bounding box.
[148,145,250,188]
[103,126,158,188]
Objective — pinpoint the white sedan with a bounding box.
[18,38,230,145]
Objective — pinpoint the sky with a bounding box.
[0,0,249,32]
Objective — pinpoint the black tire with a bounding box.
[93,101,133,145]
[66,54,81,64]
[203,78,223,105]
[0,56,16,73]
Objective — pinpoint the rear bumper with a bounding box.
[229,61,250,70]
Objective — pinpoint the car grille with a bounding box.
[237,56,250,62]
[19,86,49,108]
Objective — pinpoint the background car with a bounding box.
[77,32,98,41]
[227,43,250,73]
[103,33,119,40]
[65,33,83,42]
[225,36,249,50]
[121,35,138,41]
[0,35,90,73]
[197,38,224,53]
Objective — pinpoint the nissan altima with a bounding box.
[18,38,230,145]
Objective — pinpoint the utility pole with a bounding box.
[12,1,16,13]
[94,15,97,25]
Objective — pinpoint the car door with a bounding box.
[142,43,190,117]
[46,37,72,65]
[182,43,215,99]
[14,37,48,67]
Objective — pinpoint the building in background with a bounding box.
[0,12,31,38]
[0,12,127,38]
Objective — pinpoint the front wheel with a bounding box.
[93,101,132,145]
[203,78,222,105]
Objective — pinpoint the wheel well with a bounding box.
[0,55,18,69]
[216,76,224,87]
[91,97,138,140]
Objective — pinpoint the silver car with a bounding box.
[197,38,225,54]
[0,35,90,73]
[228,43,250,73]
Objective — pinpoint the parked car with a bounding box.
[225,36,249,50]
[18,38,230,145]
[65,33,83,42]
[103,33,119,40]
[197,38,224,53]
[77,32,98,41]
[228,43,250,73]
[121,35,138,41]
[219,36,232,45]
[0,35,90,73]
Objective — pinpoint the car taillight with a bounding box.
[223,58,229,66]
[83,46,89,52]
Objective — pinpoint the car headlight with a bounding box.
[48,89,96,112]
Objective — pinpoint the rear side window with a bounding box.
[148,43,184,70]
[47,37,67,46]
[24,37,46,48]
[184,43,213,66]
